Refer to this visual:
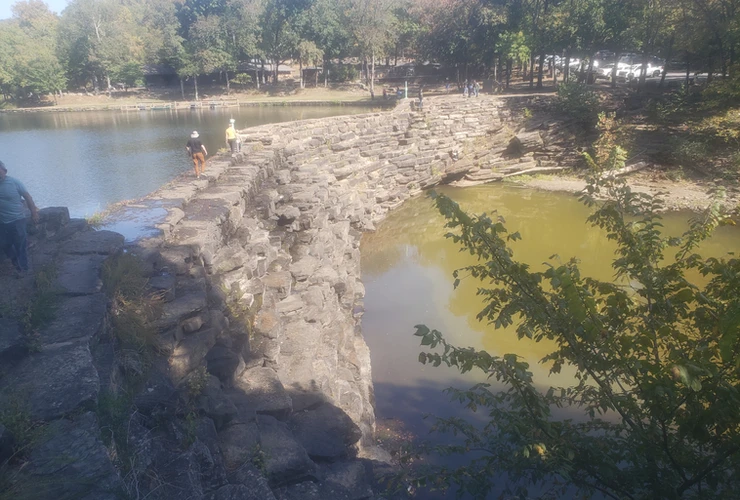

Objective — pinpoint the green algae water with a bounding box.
[0,105,369,217]
[361,183,740,444]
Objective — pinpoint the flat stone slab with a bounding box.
[38,293,107,345]
[61,230,124,255]
[233,367,293,419]
[56,254,107,295]
[22,412,122,499]
[153,290,208,331]
[0,342,99,421]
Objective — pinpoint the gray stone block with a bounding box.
[289,403,362,461]
[257,414,318,487]
[218,421,261,471]
[56,254,107,295]
[38,293,107,346]
[234,367,292,420]
[0,342,99,421]
[61,230,124,255]
[23,412,122,498]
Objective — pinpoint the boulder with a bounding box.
[148,272,177,302]
[233,367,293,420]
[206,345,244,383]
[289,403,362,461]
[228,464,276,499]
[134,368,178,417]
[154,290,208,331]
[38,207,70,231]
[61,230,124,255]
[257,414,318,487]
[169,327,217,383]
[195,376,239,430]
[218,421,261,471]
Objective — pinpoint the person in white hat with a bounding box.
[185,131,208,178]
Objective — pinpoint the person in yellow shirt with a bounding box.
[225,120,238,157]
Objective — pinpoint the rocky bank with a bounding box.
[0,93,578,499]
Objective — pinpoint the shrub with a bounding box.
[408,145,740,499]
[695,108,740,145]
[553,81,600,128]
[702,67,740,109]
[327,63,358,83]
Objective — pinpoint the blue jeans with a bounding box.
[0,218,29,271]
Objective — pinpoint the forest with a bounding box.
[0,0,739,102]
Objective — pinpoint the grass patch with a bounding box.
[222,284,261,339]
[102,253,162,383]
[85,212,107,228]
[20,265,59,338]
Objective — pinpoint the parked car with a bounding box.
[596,53,640,79]
[617,56,665,80]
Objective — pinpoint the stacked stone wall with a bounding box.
[0,94,577,499]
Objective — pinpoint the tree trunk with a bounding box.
[370,51,376,95]
[315,65,319,87]
[537,51,545,89]
[564,52,571,82]
[553,56,557,86]
[194,75,199,101]
[659,37,674,89]
[180,78,185,99]
[506,59,512,88]
[611,51,619,88]
[255,69,260,89]
[93,74,99,95]
[685,55,691,91]
[274,59,279,83]
[226,71,230,94]
[529,57,535,87]
[106,75,111,95]
[299,59,303,89]
[637,52,649,91]
[324,57,328,87]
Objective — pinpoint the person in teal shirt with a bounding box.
[0,161,38,273]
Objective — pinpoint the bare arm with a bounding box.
[201,145,208,156]
[21,191,39,223]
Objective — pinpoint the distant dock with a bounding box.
[120,98,240,111]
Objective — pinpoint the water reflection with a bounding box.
[361,183,740,433]
[0,106,370,217]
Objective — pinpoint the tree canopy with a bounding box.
[2,0,740,101]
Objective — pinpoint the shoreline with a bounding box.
[504,171,740,213]
[0,98,393,114]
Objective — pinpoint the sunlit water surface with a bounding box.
[0,105,369,217]
[361,184,740,498]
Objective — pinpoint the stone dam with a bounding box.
[0,94,578,499]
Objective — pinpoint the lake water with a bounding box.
[360,184,740,497]
[0,105,370,217]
